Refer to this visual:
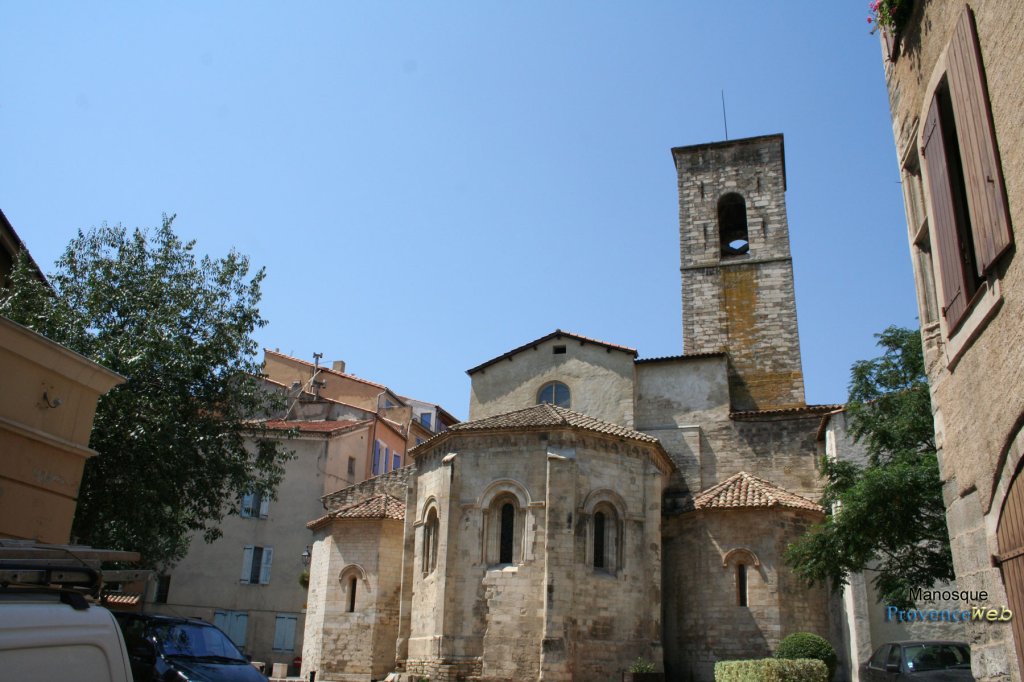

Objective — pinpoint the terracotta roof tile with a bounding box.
[446,403,661,444]
[263,349,397,395]
[307,493,405,529]
[260,419,368,434]
[689,472,821,513]
[466,329,637,375]
[634,351,727,364]
[730,404,843,419]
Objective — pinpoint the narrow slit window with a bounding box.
[593,511,606,569]
[718,193,749,256]
[499,502,515,564]
[737,564,748,607]
[347,576,357,612]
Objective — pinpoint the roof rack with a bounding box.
[0,540,142,606]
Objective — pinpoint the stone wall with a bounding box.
[663,508,828,682]
[468,334,636,426]
[404,429,666,681]
[301,518,404,682]
[636,356,826,504]
[673,135,805,411]
[882,2,1024,680]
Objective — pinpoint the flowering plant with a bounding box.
[867,0,914,35]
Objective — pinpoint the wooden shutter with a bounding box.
[947,6,1012,274]
[240,545,254,583]
[998,467,1024,670]
[258,493,270,519]
[922,96,969,328]
[259,546,273,584]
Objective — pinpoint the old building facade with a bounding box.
[146,354,456,673]
[301,134,843,681]
[881,2,1024,680]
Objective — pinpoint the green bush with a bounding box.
[715,658,828,682]
[629,656,656,673]
[774,632,837,681]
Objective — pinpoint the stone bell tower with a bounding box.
[673,134,805,411]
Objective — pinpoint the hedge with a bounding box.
[714,658,828,682]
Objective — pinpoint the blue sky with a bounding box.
[1,2,916,420]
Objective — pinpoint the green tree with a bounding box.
[1,216,291,567]
[785,326,952,607]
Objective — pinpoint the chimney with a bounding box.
[332,360,346,374]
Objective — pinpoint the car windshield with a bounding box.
[150,622,246,662]
[903,644,971,672]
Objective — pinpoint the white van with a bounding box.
[0,541,137,682]
[0,592,133,682]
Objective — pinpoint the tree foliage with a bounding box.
[785,326,953,608]
[1,216,291,567]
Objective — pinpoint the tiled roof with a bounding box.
[260,419,368,434]
[689,472,821,512]
[634,351,726,364]
[307,493,405,529]
[263,349,398,395]
[730,404,843,420]
[446,403,661,444]
[466,329,637,375]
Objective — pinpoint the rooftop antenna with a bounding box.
[311,352,325,400]
[721,90,729,140]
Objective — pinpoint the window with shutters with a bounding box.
[919,6,1011,337]
[240,490,269,519]
[240,545,273,585]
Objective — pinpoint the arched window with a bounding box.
[591,503,621,573]
[537,381,570,408]
[722,547,759,608]
[339,564,367,613]
[718,193,749,256]
[485,492,523,566]
[422,507,439,574]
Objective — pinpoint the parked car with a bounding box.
[862,641,974,681]
[114,612,267,682]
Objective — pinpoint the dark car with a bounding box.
[862,641,974,681]
[114,612,268,682]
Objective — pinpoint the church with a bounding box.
[299,134,837,681]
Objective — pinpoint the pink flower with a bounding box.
[867,16,873,23]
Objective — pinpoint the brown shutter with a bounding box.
[947,5,1013,274]
[922,96,969,328]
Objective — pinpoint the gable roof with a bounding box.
[687,471,821,513]
[466,329,637,375]
[307,493,405,529]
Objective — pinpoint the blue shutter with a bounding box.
[393,453,401,470]
[273,615,297,651]
[372,441,380,475]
